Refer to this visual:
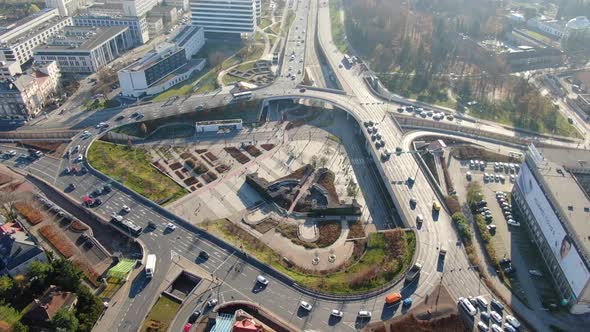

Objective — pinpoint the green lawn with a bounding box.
[88,141,188,203]
[329,0,349,53]
[84,99,120,111]
[204,219,416,294]
[270,22,281,35]
[140,295,181,332]
[269,34,277,47]
[260,18,272,29]
[150,71,206,102]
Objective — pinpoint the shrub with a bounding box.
[39,225,76,258]
[467,181,483,209]
[15,201,44,225]
[444,196,461,215]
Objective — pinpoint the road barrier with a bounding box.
[0,130,79,140]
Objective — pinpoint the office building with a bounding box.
[166,0,189,11]
[255,0,261,20]
[172,25,205,59]
[190,0,257,37]
[34,26,132,73]
[512,145,590,314]
[45,0,81,16]
[147,16,164,37]
[0,61,60,120]
[73,15,149,45]
[118,37,205,97]
[0,8,73,65]
[150,5,179,25]
[98,0,160,17]
[527,17,566,39]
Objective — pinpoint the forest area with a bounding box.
[0,1,44,26]
[341,0,579,137]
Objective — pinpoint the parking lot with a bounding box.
[448,152,563,311]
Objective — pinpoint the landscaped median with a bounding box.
[140,294,181,332]
[202,219,415,295]
[87,141,188,204]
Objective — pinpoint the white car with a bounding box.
[357,310,371,318]
[76,154,84,162]
[507,220,521,227]
[490,310,502,323]
[256,275,269,285]
[122,205,131,213]
[491,324,503,332]
[476,296,489,309]
[166,223,177,231]
[505,315,520,329]
[111,213,123,222]
[330,309,343,317]
[207,298,218,307]
[8,150,16,156]
[477,321,489,332]
[299,301,312,311]
[529,270,543,277]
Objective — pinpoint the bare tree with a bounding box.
[0,192,17,221]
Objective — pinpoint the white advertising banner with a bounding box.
[517,165,590,297]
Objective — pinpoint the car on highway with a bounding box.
[166,223,177,231]
[357,310,371,318]
[188,310,201,323]
[330,309,343,317]
[207,298,218,307]
[183,323,192,332]
[76,154,84,162]
[299,301,312,311]
[256,275,269,285]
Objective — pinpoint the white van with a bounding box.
[145,254,156,278]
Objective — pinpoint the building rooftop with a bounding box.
[530,146,590,265]
[0,8,58,39]
[0,15,70,47]
[22,286,77,322]
[120,42,182,73]
[172,25,203,48]
[35,26,128,52]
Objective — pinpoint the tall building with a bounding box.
[166,0,189,12]
[190,0,257,37]
[512,145,590,314]
[0,8,73,65]
[0,61,60,120]
[255,0,261,21]
[34,26,132,73]
[45,0,81,16]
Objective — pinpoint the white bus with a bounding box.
[145,254,156,278]
[231,91,253,102]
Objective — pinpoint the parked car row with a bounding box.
[459,296,520,332]
[397,106,455,121]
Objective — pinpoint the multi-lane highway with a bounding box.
[2,0,586,331]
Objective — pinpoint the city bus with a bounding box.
[231,91,253,102]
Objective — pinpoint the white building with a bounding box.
[173,25,205,59]
[0,61,60,120]
[45,0,81,16]
[118,29,206,97]
[512,145,590,314]
[527,17,566,39]
[0,8,73,65]
[34,26,132,73]
[73,14,150,45]
[147,16,164,37]
[190,0,257,36]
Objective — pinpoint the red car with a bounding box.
[72,166,78,174]
[183,323,192,332]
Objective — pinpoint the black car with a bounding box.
[102,184,112,193]
[198,251,209,260]
[115,115,125,121]
[188,310,201,323]
[131,112,139,118]
[67,183,76,190]
[299,88,306,93]
[91,189,101,197]
[499,257,511,265]
[80,167,88,174]
[93,198,102,206]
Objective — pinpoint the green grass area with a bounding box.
[140,295,181,332]
[150,70,208,102]
[270,22,281,35]
[194,69,219,94]
[260,18,272,29]
[268,34,277,47]
[88,141,187,203]
[84,98,120,111]
[203,219,415,294]
[329,0,349,53]
[520,28,556,44]
[98,279,125,300]
[284,10,295,36]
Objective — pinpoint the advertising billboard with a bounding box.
[517,165,590,297]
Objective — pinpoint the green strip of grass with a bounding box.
[329,0,349,53]
[88,141,187,203]
[140,295,181,332]
[204,219,415,294]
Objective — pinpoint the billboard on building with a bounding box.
[517,165,590,297]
